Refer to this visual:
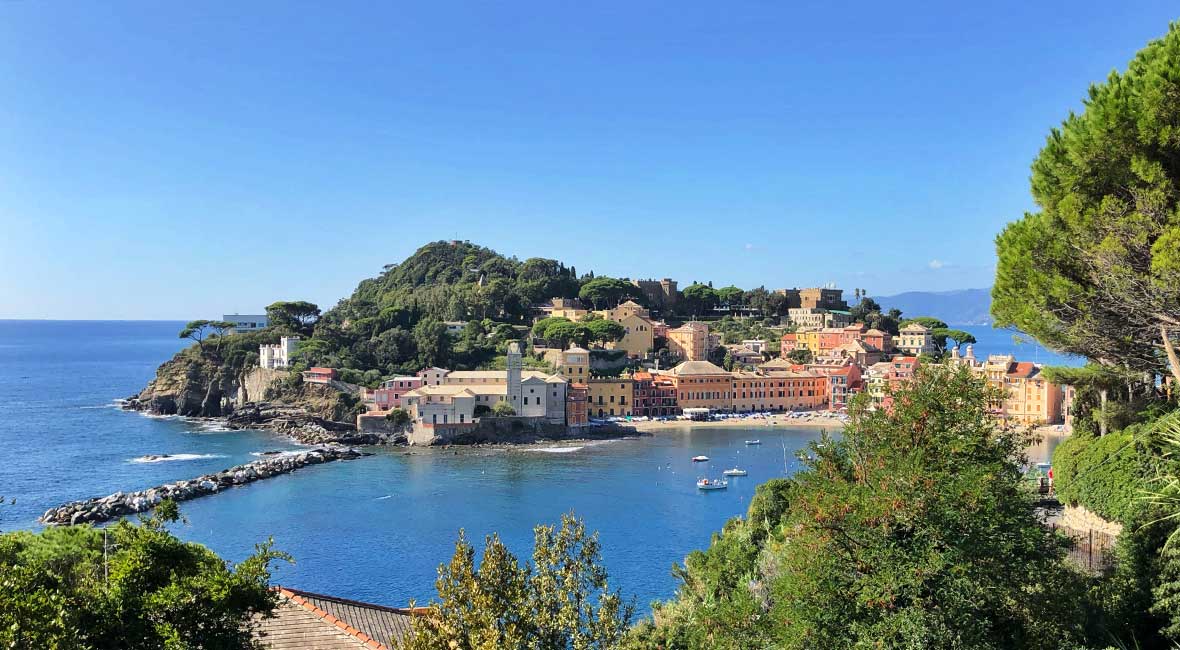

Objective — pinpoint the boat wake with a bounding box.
[130,453,226,464]
[529,446,584,454]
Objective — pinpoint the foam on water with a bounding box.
[529,446,584,454]
[130,453,226,464]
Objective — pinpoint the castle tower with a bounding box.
[506,342,523,410]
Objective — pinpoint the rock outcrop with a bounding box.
[39,447,368,526]
[225,402,403,445]
[125,352,237,417]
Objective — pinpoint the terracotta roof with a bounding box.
[254,587,418,650]
[1007,361,1039,379]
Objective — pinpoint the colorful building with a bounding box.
[554,346,590,382]
[632,372,678,417]
[827,364,863,410]
[566,383,589,427]
[948,346,1064,425]
[586,377,634,418]
[663,360,732,411]
[302,367,338,384]
[367,376,423,411]
[603,311,655,358]
[896,322,937,356]
[667,321,712,361]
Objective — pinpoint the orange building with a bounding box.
[817,328,846,353]
[731,371,828,412]
[663,360,732,411]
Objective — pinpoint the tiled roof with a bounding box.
[1007,361,1039,379]
[669,360,729,376]
[254,587,418,650]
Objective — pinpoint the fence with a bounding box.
[1048,524,1118,573]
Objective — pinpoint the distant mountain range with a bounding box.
[872,288,993,326]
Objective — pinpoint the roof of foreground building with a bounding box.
[254,587,419,650]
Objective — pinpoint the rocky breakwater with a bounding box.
[39,447,368,526]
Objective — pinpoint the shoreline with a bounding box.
[626,413,847,432]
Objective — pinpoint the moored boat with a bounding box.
[697,478,728,490]
[723,468,747,476]
[691,455,709,462]
[745,440,761,445]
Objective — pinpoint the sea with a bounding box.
[0,320,1072,611]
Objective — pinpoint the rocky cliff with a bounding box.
[125,349,375,444]
[125,350,239,417]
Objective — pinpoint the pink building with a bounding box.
[828,365,863,410]
[369,376,423,411]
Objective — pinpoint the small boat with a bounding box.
[723,468,747,477]
[691,455,710,462]
[745,440,761,445]
[697,478,728,490]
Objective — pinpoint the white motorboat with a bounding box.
[723,468,747,477]
[697,478,728,490]
[745,440,761,445]
[691,455,710,462]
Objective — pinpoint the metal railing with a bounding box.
[1048,524,1117,573]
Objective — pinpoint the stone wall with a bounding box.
[1060,504,1124,537]
[357,413,409,435]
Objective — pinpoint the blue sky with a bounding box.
[1,2,1177,319]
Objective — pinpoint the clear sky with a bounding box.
[1,2,1177,319]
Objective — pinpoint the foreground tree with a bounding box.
[630,366,1089,649]
[403,513,634,650]
[993,23,1180,385]
[0,500,288,649]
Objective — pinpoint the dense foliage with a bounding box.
[402,514,634,650]
[992,22,1180,385]
[848,297,902,335]
[627,366,1090,649]
[0,501,287,649]
[1052,429,1150,524]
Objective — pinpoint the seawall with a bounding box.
[39,447,368,526]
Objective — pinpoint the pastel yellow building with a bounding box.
[948,347,1064,425]
[794,328,822,355]
[600,300,650,321]
[554,346,590,382]
[586,377,634,418]
[667,321,712,361]
[604,312,655,358]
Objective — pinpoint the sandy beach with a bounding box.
[627,413,847,432]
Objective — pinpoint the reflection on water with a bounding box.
[1025,430,1069,465]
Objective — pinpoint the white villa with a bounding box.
[259,336,300,369]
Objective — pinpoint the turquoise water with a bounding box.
[0,320,827,609]
[0,320,1070,610]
